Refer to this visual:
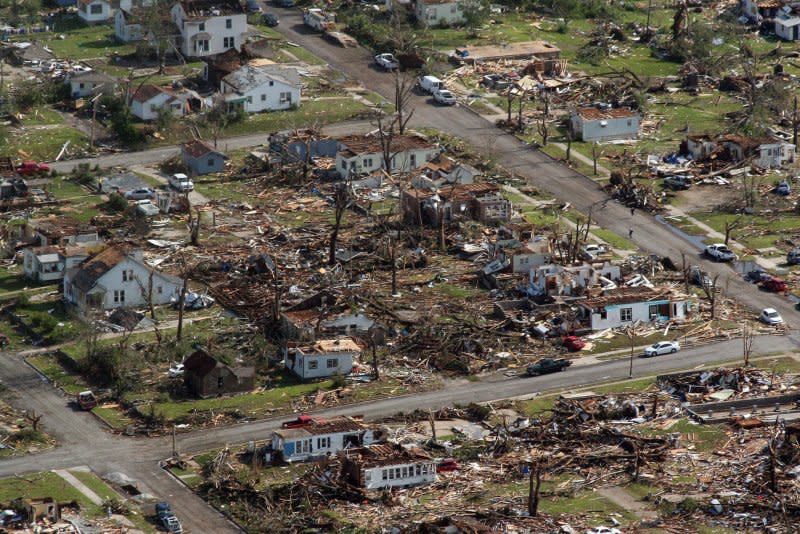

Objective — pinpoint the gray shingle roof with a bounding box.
[222,65,300,93]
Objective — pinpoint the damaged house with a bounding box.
[491,235,553,274]
[22,245,92,283]
[570,105,640,142]
[170,0,247,58]
[268,417,380,463]
[528,262,620,297]
[284,338,360,380]
[577,287,690,331]
[183,349,255,398]
[336,133,439,178]
[684,134,796,169]
[220,64,301,113]
[410,153,479,189]
[401,183,512,226]
[340,443,436,490]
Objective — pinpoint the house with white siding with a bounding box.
[415,0,466,26]
[268,417,380,463]
[220,65,301,113]
[340,443,436,490]
[570,106,640,142]
[115,8,144,42]
[171,0,247,58]
[336,133,440,178]
[129,84,186,121]
[63,247,182,313]
[284,338,360,380]
[577,287,690,331]
[67,71,117,99]
[23,245,93,283]
[78,0,112,23]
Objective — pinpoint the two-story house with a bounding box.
[171,0,247,58]
[78,0,113,24]
[268,417,380,463]
[63,247,182,313]
[284,338,360,380]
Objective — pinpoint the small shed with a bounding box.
[181,140,228,176]
[24,498,59,522]
[183,349,255,398]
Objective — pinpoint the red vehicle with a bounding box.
[76,390,97,410]
[563,335,586,352]
[436,458,460,473]
[281,415,326,429]
[761,277,788,293]
[16,160,50,176]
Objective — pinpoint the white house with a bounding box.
[685,134,718,161]
[336,133,440,178]
[78,0,112,23]
[67,71,117,99]
[577,287,690,331]
[570,106,640,142]
[719,134,796,169]
[776,12,800,40]
[741,0,787,21]
[115,8,144,42]
[415,0,465,26]
[129,84,186,121]
[220,65,301,113]
[63,247,182,312]
[284,338,359,380]
[268,417,379,463]
[340,444,436,490]
[23,246,92,283]
[529,262,620,298]
[171,0,247,58]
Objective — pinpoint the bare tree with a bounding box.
[724,216,743,245]
[394,71,415,135]
[176,255,190,342]
[537,115,549,146]
[701,274,721,319]
[528,459,544,516]
[742,320,755,367]
[328,179,353,265]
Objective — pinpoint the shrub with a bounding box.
[106,192,128,213]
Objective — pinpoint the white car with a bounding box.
[433,89,457,106]
[581,243,607,260]
[168,364,185,378]
[705,243,737,262]
[643,340,680,357]
[759,308,784,325]
[586,528,621,534]
[374,53,399,70]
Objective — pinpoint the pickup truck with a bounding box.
[760,276,788,293]
[374,53,399,70]
[16,160,50,176]
[526,358,571,376]
[155,502,183,534]
[168,173,194,192]
[663,175,691,190]
[76,390,97,410]
[281,415,326,428]
[704,243,737,262]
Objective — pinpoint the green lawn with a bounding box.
[0,472,100,514]
[27,353,87,395]
[591,228,637,251]
[21,108,64,126]
[67,469,117,502]
[0,265,35,295]
[0,126,90,162]
[37,26,136,60]
[689,210,800,251]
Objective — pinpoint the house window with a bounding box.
[410,154,416,167]
[198,22,205,31]
[363,157,373,168]
[326,358,337,368]
[388,469,394,480]
[195,40,209,52]
[269,80,274,87]
[122,269,133,282]
[308,360,318,369]
[217,376,224,388]
[261,94,266,101]
[226,18,232,29]
[415,465,421,476]
[279,92,292,104]
[382,469,388,480]
[620,307,632,322]
[395,468,401,479]
[246,96,252,104]
[224,36,235,49]
[157,286,163,294]
[208,158,215,166]
[451,5,456,12]
[90,4,103,14]
[113,290,125,303]
[317,436,330,448]
[79,83,85,89]
[401,466,408,478]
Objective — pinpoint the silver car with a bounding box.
[643,341,680,357]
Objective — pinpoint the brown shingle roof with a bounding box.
[183,139,225,159]
[341,443,432,468]
[576,107,639,121]
[71,247,125,293]
[304,417,366,435]
[337,133,435,156]
[183,349,219,376]
[130,84,171,104]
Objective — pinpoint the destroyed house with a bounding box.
[570,106,640,142]
[528,262,620,297]
[336,134,439,178]
[340,443,436,490]
[269,417,379,463]
[63,247,182,312]
[24,498,59,522]
[284,338,359,380]
[23,245,91,283]
[183,349,255,398]
[282,309,378,341]
[267,130,339,167]
[719,134,795,169]
[492,235,553,274]
[411,153,479,189]
[577,287,689,331]
[401,183,511,226]
[742,0,786,21]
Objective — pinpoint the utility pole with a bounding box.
[646,0,653,32]
[793,95,798,148]
[89,93,102,148]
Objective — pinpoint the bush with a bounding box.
[15,293,30,308]
[106,192,128,213]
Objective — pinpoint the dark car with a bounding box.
[664,175,691,190]
[281,415,326,428]
[263,12,279,26]
[526,358,571,376]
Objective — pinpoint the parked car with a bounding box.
[124,187,155,200]
[273,0,294,6]
[436,458,460,472]
[580,243,607,260]
[135,199,160,217]
[418,75,444,94]
[745,268,770,283]
[433,89,457,105]
[262,12,279,26]
[642,340,680,357]
[788,249,800,265]
[76,390,97,410]
[562,335,585,352]
[155,502,183,534]
[168,173,194,192]
[664,175,691,190]
[16,160,50,175]
[246,0,262,12]
[526,357,571,376]
[374,53,399,70]
[168,363,185,378]
[760,276,788,293]
[759,307,784,325]
[586,528,621,534]
[705,243,737,262]
[775,180,791,196]
[689,265,712,287]
[281,415,326,428]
